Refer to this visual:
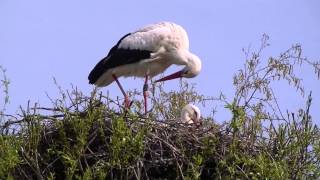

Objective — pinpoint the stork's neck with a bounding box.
[154,49,202,82]
[177,50,202,78]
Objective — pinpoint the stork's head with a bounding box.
[155,52,202,82]
[180,104,201,124]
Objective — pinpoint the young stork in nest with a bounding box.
[180,104,201,125]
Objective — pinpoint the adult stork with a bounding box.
[88,22,202,114]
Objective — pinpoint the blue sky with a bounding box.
[1,0,319,122]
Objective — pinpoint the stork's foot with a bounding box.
[143,81,149,115]
[124,96,132,109]
[143,90,149,114]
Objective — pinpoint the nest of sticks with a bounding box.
[1,89,240,179]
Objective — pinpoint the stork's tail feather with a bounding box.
[88,57,108,84]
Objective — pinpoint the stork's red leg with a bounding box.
[143,75,149,115]
[112,74,131,108]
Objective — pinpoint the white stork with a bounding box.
[88,22,202,114]
[180,104,201,125]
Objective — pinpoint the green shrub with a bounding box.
[0,136,20,179]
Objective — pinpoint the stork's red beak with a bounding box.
[155,70,184,82]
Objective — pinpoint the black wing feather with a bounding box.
[88,33,152,84]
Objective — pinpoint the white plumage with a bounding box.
[90,22,201,86]
[88,22,202,113]
[180,104,201,124]
[119,22,189,51]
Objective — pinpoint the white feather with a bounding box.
[118,22,189,51]
[93,22,201,87]
[180,104,201,124]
